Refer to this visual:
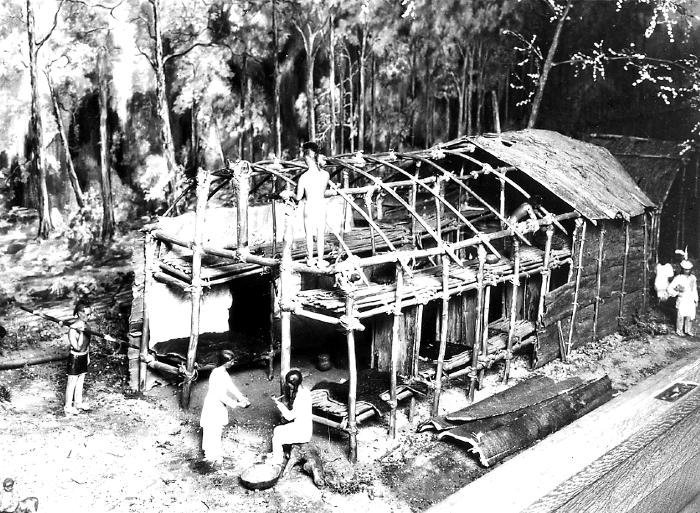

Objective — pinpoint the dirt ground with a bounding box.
[1,210,698,513]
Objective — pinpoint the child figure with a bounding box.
[667,259,698,336]
[0,478,38,513]
[64,300,93,416]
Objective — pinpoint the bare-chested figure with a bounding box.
[296,142,330,267]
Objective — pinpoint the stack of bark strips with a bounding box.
[418,374,613,467]
[310,370,427,430]
[420,319,536,380]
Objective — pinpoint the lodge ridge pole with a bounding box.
[503,237,520,384]
[181,167,211,409]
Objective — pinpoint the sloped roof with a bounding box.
[588,134,690,206]
[469,129,655,220]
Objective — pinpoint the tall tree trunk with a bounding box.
[272,0,282,156]
[527,0,573,128]
[328,13,336,154]
[238,50,247,158]
[190,94,198,171]
[358,30,367,151]
[424,51,431,147]
[457,47,468,137]
[466,46,474,136]
[152,0,178,203]
[338,53,345,154]
[246,73,253,160]
[304,27,317,142]
[476,45,484,134]
[26,0,52,238]
[492,88,501,134]
[446,96,452,140]
[346,45,355,153]
[46,72,84,209]
[98,49,115,242]
[371,55,376,153]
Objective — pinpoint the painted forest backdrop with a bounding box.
[0,0,698,241]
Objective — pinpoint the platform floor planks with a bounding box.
[427,347,700,513]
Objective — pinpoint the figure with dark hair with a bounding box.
[269,369,313,465]
[0,478,38,513]
[199,350,250,466]
[64,300,93,416]
[295,142,330,267]
[507,195,543,225]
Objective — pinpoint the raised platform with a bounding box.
[428,347,700,513]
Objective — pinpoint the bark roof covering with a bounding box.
[587,133,691,206]
[468,129,654,220]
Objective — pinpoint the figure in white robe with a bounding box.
[200,350,250,465]
[654,263,674,301]
[667,261,698,336]
[270,370,313,464]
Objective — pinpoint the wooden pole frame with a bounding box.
[279,200,296,391]
[592,223,606,342]
[503,237,521,384]
[412,303,424,379]
[567,218,587,357]
[432,255,451,417]
[181,168,211,409]
[389,262,404,438]
[469,245,487,401]
[139,233,157,391]
[478,283,492,387]
[536,224,555,327]
[345,294,359,462]
[643,211,650,313]
[619,220,630,318]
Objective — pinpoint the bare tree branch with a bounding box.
[36,0,67,50]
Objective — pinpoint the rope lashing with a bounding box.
[178,363,199,386]
[338,315,365,333]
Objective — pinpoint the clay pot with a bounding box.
[316,353,332,371]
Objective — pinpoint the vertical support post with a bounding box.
[268,275,276,380]
[436,176,444,239]
[342,167,352,232]
[499,177,506,230]
[503,237,520,384]
[567,218,587,356]
[181,168,211,409]
[619,219,630,318]
[271,176,278,256]
[139,233,157,391]
[364,192,376,255]
[536,224,554,327]
[655,209,662,266]
[567,220,583,283]
[279,200,296,391]
[412,303,424,379]
[677,167,686,249]
[411,167,419,245]
[478,283,491,387]
[643,211,649,313]
[431,255,451,417]
[592,223,606,342]
[469,245,487,401]
[389,262,403,438]
[345,294,359,463]
[235,162,251,249]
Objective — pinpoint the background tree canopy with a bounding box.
[0,0,698,237]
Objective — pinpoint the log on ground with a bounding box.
[438,375,613,467]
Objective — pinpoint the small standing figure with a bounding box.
[269,370,313,465]
[668,258,698,336]
[64,301,93,416]
[0,478,38,513]
[296,142,330,267]
[199,350,251,466]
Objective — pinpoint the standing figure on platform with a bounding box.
[296,142,330,267]
[64,300,93,416]
[268,369,313,466]
[200,350,251,466]
[667,254,698,337]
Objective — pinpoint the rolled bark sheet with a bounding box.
[438,375,614,467]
